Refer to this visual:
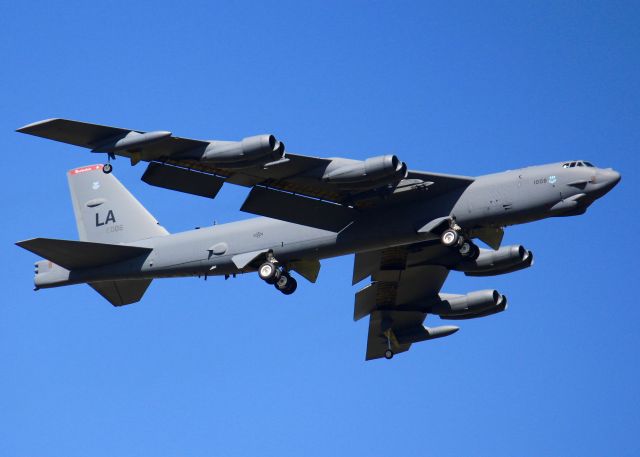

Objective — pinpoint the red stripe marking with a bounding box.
[68,164,103,175]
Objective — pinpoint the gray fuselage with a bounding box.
[38,161,620,288]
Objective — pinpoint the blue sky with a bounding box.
[1,1,639,455]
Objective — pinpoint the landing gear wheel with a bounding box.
[284,277,297,295]
[102,163,113,174]
[276,275,297,295]
[471,244,480,260]
[459,240,474,257]
[441,229,459,247]
[258,262,280,284]
[275,273,290,291]
[384,349,394,360]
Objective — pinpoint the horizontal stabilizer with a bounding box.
[89,279,152,306]
[16,238,152,270]
[241,186,356,232]
[142,162,225,199]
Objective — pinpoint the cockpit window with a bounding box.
[562,161,595,168]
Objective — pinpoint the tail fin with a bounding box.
[67,164,168,243]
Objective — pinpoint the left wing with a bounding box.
[17,118,208,162]
[353,243,460,360]
[17,119,475,230]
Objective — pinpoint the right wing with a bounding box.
[353,242,460,360]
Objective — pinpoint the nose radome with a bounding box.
[606,169,621,187]
[599,168,621,192]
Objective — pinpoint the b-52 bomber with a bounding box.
[15,119,621,360]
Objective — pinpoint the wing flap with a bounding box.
[240,186,356,232]
[141,162,225,199]
[16,238,152,270]
[354,282,379,321]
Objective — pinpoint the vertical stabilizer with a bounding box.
[67,165,168,243]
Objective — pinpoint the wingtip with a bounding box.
[15,238,36,248]
[16,118,61,133]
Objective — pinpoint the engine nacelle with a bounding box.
[455,245,533,277]
[201,134,284,168]
[322,154,407,188]
[431,289,507,319]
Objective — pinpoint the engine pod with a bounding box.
[455,245,534,277]
[432,289,506,318]
[200,134,284,168]
[322,155,408,189]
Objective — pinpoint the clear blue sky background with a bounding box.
[1,1,638,456]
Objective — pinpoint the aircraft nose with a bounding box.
[598,168,621,193]
[604,169,621,187]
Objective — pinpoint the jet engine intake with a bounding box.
[431,289,507,319]
[200,134,285,168]
[455,244,533,277]
[322,155,408,188]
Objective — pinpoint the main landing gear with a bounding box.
[258,259,297,295]
[440,225,480,260]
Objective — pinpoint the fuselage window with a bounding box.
[584,161,595,167]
